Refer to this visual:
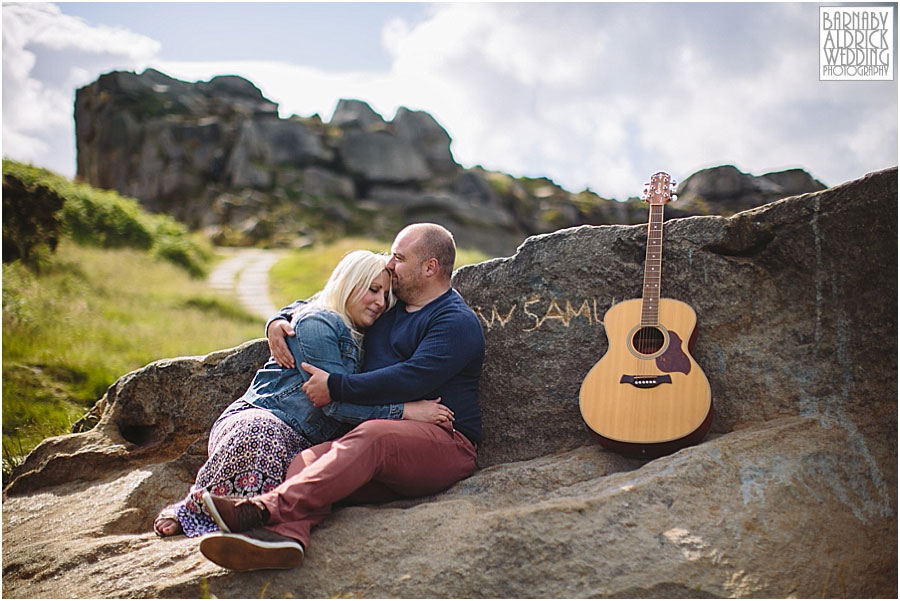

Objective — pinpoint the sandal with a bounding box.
[153,505,184,537]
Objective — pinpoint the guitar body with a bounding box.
[579,297,713,458]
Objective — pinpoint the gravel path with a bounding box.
[207,248,287,320]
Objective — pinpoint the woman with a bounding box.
[154,250,452,537]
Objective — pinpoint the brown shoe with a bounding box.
[199,528,304,571]
[200,490,269,533]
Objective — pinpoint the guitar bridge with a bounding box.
[620,375,673,389]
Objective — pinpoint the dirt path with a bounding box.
[207,248,287,320]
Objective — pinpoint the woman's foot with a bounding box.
[153,507,184,537]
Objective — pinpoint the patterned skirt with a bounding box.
[172,403,311,537]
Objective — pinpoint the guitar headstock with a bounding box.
[641,171,677,205]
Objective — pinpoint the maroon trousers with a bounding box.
[256,419,477,547]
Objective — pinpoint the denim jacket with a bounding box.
[240,305,403,443]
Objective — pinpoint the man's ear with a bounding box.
[423,257,439,277]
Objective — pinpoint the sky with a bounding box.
[2,1,898,201]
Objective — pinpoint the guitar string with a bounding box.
[641,182,667,356]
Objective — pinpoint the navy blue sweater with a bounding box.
[327,288,485,446]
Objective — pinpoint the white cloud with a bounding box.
[2,2,159,174]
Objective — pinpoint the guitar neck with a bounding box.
[641,203,664,325]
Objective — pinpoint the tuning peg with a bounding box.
[671,194,678,202]
[670,180,677,188]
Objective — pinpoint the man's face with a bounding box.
[385,230,425,302]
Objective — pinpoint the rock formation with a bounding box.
[74,69,826,255]
[674,164,827,215]
[3,167,895,598]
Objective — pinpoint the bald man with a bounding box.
[199,223,485,571]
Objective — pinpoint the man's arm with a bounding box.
[291,312,456,424]
[303,309,483,406]
[322,398,454,424]
[287,313,401,419]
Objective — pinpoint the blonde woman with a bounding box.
[154,250,453,537]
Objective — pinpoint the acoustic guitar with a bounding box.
[579,171,712,458]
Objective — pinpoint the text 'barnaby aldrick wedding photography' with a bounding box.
[820,6,895,80]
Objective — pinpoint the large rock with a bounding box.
[454,167,894,468]
[392,107,458,176]
[364,185,522,256]
[339,130,432,184]
[675,165,827,215]
[3,168,895,598]
[74,69,827,256]
[225,117,333,189]
[330,98,386,130]
[75,69,277,224]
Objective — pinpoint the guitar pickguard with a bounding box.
[655,331,691,375]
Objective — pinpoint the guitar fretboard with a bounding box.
[641,203,664,325]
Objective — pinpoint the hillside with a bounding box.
[2,160,261,477]
[74,68,826,255]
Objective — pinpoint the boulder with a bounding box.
[5,169,893,599]
[225,117,333,189]
[392,107,459,176]
[280,166,356,201]
[330,98,386,130]
[365,185,522,255]
[675,165,827,216]
[339,130,432,184]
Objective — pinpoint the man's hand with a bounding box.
[267,320,295,368]
[402,398,454,424]
[301,362,332,407]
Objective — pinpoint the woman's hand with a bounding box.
[267,320,295,368]
[402,398,454,424]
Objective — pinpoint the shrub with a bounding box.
[59,185,154,249]
[1,172,65,266]
[2,159,211,277]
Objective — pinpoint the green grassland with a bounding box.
[2,159,260,477]
[2,160,492,480]
[2,241,264,477]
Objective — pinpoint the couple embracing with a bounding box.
[154,223,485,572]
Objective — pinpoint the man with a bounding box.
[198,223,485,571]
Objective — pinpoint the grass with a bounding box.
[268,237,491,306]
[2,236,492,481]
[2,241,262,479]
[2,159,493,481]
[4,159,212,277]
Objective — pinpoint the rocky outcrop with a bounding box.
[4,168,895,598]
[75,69,827,255]
[674,164,827,216]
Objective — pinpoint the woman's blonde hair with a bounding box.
[297,250,395,340]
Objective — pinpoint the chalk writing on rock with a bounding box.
[472,297,608,331]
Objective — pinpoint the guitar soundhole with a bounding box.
[632,326,665,355]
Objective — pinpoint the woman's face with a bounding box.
[346,270,391,329]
